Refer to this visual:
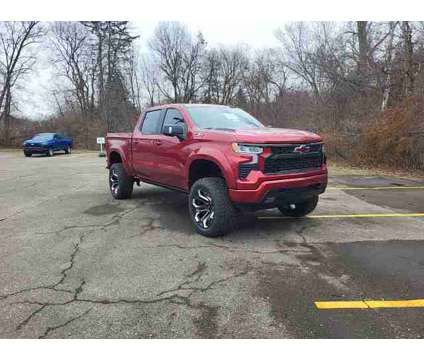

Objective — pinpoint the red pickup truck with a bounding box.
[106,104,327,237]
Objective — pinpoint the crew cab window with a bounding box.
[141,110,162,134]
[162,108,185,133]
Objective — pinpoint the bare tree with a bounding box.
[275,22,322,99]
[149,22,206,103]
[139,55,160,106]
[244,49,288,105]
[0,21,42,143]
[125,44,142,112]
[50,22,96,123]
[218,46,249,104]
[201,46,249,104]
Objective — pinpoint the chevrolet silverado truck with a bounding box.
[106,104,327,237]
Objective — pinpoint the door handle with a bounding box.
[154,140,162,146]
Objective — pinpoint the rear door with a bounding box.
[132,109,164,180]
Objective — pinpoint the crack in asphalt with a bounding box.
[157,268,250,297]
[126,217,162,238]
[0,180,97,223]
[38,308,93,339]
[150,243,291,255]
[16,304,48,331]
[34,206,142,237]
[8,269,251,337]
[0,205,145,336]
[2,204,252,338]
[187,261,207,278]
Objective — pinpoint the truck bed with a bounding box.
[106,132,133,170]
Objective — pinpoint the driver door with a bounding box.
[154,108,188,190]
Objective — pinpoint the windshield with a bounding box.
[32,133,54,141]
[187,106,264,130]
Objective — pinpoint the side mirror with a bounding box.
[164,124,185,140]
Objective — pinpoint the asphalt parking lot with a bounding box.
[1,151,424,338]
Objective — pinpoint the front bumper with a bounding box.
[228,170,327,205]
[23,146,48,154]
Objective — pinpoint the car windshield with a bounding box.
[186,106,264,130]
[32,133,54,141]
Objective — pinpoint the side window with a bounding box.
[162,108,185,133]
[141,110,162,135]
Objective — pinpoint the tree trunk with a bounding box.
[357,21,369,87]
[401,21,415,97]
[2,89,12,145]
[381,22,397,111]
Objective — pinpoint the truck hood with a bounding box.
[231,127,322,144]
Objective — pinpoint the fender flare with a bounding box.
[107,148,132,174]
[185,151,236,189]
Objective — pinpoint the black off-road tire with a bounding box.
[189,177,236,237]
[65,146,71,154]
[277,195,319,217]
[109,163,134,200]
[47,148,54,157]
[24,152,32,157]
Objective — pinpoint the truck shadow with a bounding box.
[28,153,68,158]
[132,186,194,235]
[131,186,299,239]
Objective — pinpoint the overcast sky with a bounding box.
[18,20,284,120]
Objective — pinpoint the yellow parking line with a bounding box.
[316,301,368,309]
[315,299,424,309]
[258,213,424,220]
[328,186,424,190]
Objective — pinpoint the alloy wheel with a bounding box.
[192,189,214,229]
[110,169,119,195]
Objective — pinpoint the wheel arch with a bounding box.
[186,154,235,189]
[107,149,132,174]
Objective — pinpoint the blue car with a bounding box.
[23,132,73,157]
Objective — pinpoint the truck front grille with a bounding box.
[239,163,258,179]
[271,143,322,155]
[264,143,323,174]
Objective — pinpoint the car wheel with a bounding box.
[277,195,319,217]
[189,177,236,237]
[24,152,32,157]
[65,146,71,154]
[47,148,54,157]
[109,163,134,199]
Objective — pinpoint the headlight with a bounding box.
[232,143,263,155]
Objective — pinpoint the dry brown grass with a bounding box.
[354,97,424,171]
